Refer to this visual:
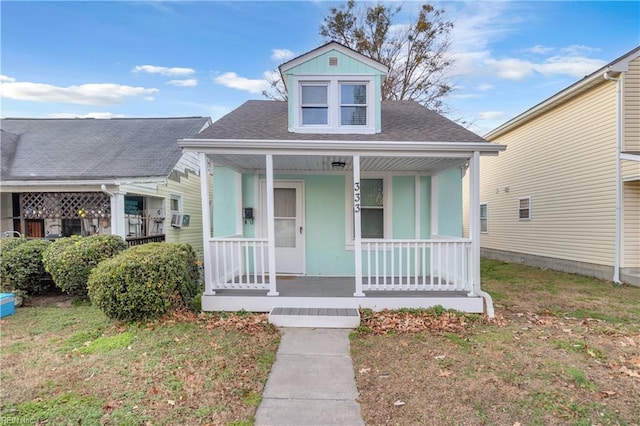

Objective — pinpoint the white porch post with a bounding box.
[469,151,481,297]
[266,154,278,296]
[198,153,214,295]
[353,154,364,297]
[430,175,438,237]
[110,188,126,239]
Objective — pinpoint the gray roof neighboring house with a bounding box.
[0,117,210,181]
[194,100,487,143]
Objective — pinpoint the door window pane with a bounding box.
[274,188,296,217]
[275,219,296,247]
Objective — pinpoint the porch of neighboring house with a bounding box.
[2,191,166,246]
[184,146,498,326]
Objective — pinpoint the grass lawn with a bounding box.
[351,259,640,425]
[0,305,280,425]
[2,259,638,425]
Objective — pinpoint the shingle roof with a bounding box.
[0,117,210,181]
[194,100,486,143]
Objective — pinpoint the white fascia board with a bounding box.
[279,42,389,75]
[0,179,118,188]
[179,138,506,156]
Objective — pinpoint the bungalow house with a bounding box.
[467,46,639,286]
[0,117,212,257]
[178,42,505,325]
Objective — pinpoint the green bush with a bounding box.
[0,237,27,289]
[43,235,127,298]
[2,239,53,295]
[87,243,201,322]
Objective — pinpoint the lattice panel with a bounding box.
[21,192,111,220]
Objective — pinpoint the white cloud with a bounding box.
[536,55,606,79]
[525,45,555,55]
[477,84,494,91]
[0,75,16,82]
[271,49,295,62]
[477,111,505,120]
[0,80,159,105]
[46,112,126,119]
[133,65,195,76]
[560,44,600,56]
[166,79,198,87]
[484,58,535,80]
[214,72,269,94]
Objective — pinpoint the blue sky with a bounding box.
[1,1,638,135]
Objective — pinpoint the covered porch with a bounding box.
[178,139,503,318]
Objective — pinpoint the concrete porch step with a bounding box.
[269,307,361,329]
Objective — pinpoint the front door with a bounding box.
[261,180,305,274]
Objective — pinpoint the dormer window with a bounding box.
[294,77,375,134]
[340,84,367,125]
[301,84,329,125]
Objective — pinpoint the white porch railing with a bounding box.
[361,238,472,292]
[207,236,472,293]
[209,236,269,290]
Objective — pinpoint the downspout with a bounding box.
[603,70,623,284]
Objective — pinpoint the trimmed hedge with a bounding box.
[87,243,201,322]
[0,237,27,288]
[43,235,127,298]
[1,239,53,295]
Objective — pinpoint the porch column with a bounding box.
[430,175,438,237]
[353,154,364,297]
[265,154,278,296]
[110,188,126,239]
[199,153,214,295]
[469,151,480,296]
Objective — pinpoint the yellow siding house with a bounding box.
[472,46,640,286]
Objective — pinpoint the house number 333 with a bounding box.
[354,182,361,213]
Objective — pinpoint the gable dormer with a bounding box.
[279,42,388,135]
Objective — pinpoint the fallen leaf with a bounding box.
[630,356,640,369]
[400,340,408,347]
[434,355,446,360]
[151,387,159,395]
[359,367,371,374]
[394,400,406,406]
[601,390,616,398]
[167,399,176,406]
[439,369,452,377]
[620,366,640,379]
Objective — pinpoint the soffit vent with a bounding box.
[329,57,338,66]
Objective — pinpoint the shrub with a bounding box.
[2,239,53,295]
[43,235,127,298]
[87,243,201,322]
[0,237,27,289]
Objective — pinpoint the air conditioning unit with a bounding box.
[170,213,183,228]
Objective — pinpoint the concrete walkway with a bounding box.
[255,328,365,426]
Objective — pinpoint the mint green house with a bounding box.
[179,42,505,323]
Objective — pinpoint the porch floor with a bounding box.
[203,276,485,314]
[213,276,469,298]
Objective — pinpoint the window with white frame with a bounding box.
[301,84,328,125]
[359,178,384,238]
[480,203,488,233]
[295,77,374,133]
[518,196,531,220]
[170,194,183,215]
[340,84,367,125]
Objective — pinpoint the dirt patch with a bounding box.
[351,260,640,425]
[26,293,75,308]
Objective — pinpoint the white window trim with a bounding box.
[480,202,488,233]
[293,75,376,134]
[170,193,183,215]
[518,196,531,221]
[345,173,392,249]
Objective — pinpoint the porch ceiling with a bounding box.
[209,154,468,174]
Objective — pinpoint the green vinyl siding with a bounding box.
[437,167,463,237]
[212,166,239,237]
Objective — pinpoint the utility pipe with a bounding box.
[603,70,623,284]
